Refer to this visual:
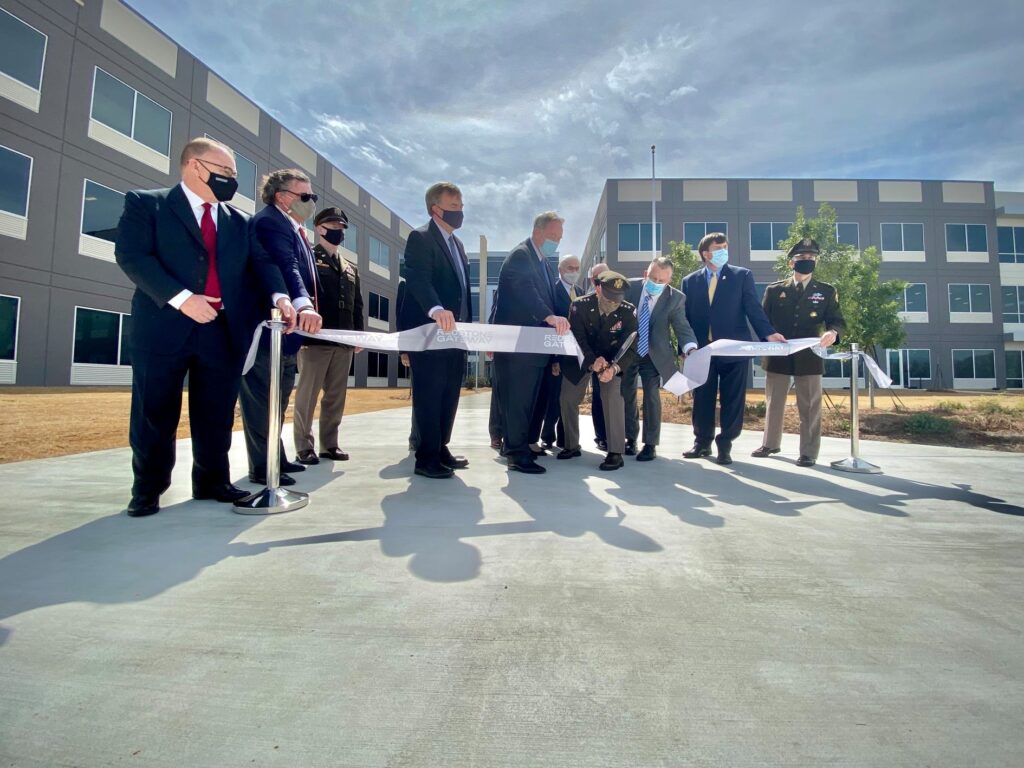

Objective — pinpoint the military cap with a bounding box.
[314,206,349,227]
[595,270,629,300]
[787,237,820,258]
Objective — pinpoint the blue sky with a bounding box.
[129,0,1024,256]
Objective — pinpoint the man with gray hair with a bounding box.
[491,212,571,474]
[622,256,698,461]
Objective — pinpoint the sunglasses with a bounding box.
[284,189,319,203]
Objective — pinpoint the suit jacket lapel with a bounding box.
[168,185,205,250]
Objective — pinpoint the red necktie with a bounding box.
[200,203,222,309]
[297,228,319,311]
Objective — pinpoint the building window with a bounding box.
[750,222,792,251]
[836,222,859,248]
[0,8,46,93]
[342,222,358,255]
[618,222,662,252]
[945,223,987,253]
[0,294,19,361]
[754,282,769,302]
[81,179,124,243]
[73,307,131,366]
[367,351,388,378]
[952,349,995,381]
[998,226,1024,264]
[824,358,854,379]
[368,292,390,322]
[880,222,924,252]
[90,67,172,156]
[948,284,991,314]
[1007,351,1023,389]
[369,235,389,269]
[0,144,32,218]
[599,229,606,262]
[1003,286,1024,324]
[887,349,931,385]
[684,222,728,248]
[900,283,928,313]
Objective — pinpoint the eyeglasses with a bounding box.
[195,158,237,179]
[283,189,319,203]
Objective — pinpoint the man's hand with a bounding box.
[276,297,297,331]
[181,295,220,323]
[766,333,787,343]
[551,362,560,377]
[598,366,615,383]
[297,309,323,334]
[399,353,409,367]
[431,308,456,332]
[820,330,837,348]
[545,315,570,335]
[591,356,609,373]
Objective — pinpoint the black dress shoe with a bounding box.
[414,462,454,479]
[796,455,816,467]
[683,445,712,459]
[595,439,608,452]
[126,494,159,517]
[440,453,469,470]
[296,449,320,465]
[599,452,624,471]
[319,448,350,461]
[541,440,555,450]
[249,472,296,486]
[637,444,657,462]
[508,459,546,474]
[751,446,780,458]
[193,482,250,503]
[716,451,733,465]
[624,440,637,456]
[530,446,549,457]
[280,460,306,473]
[557,447,582,460]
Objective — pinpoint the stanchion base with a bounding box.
[830,457,882,474]
[233,487,309,515]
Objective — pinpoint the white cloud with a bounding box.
[605,29,695,99]
[666,85,697,101]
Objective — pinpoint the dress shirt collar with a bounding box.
[275,204,305,235]
[179,182,219,225]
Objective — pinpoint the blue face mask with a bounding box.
[709,248,729,268]
[541,239,559,257]
[645,280,666,296]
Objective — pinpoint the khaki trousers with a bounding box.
[762,371,823,460]
[292,344,354,453]
[560,373,626,454]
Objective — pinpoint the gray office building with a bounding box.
[0,0,411,388]
[582,178,1024,391]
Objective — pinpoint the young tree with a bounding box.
[666,239,702,289]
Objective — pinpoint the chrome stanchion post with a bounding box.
[235,308,310,514]
[831,342,881,474]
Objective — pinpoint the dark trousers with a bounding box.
[539,368,564,446]
[129,315,239,496]
[240,343,298,477]
[408,348,465,465]
[528,365,562,445]
[488,361,503,440]
[591,372,607,442]
[692,358,749,452]
[623,354,663,446]
[494,353,545,462]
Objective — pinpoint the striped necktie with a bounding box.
[637,293,651,358]
[707,271,718,341]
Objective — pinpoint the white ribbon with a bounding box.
[242,321,584,375]
[663,338,892,396]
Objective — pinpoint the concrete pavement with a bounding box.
[1,392,1022,767]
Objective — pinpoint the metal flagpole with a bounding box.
[830,343,882,474]
[235,308,310,513]
[651,145,657,260]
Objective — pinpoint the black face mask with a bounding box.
[322,228,344,246]
[793,259,816,275]
[205,172,238,203]
[437,208,464,229]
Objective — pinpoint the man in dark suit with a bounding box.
[491,211,571,474]
[622,256,699,461]
[240,169,324,486]
[681,232,785,465]
[114,137,297,517]
[398,182,472,479]
[755,238,845,467]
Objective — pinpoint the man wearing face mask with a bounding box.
[558,271,637,471]
[754,238,844,467]
[399,182,472,479]
[491,211,571,474]
[530,253,583,453]
[622,256,699,461]
[240,169,324,487]
[681,232,785,465]
[114,137,297,517]
[292,207,364,466]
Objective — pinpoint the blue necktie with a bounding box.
[638,293,651,358]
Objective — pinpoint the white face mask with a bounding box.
[562,270,580,285]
